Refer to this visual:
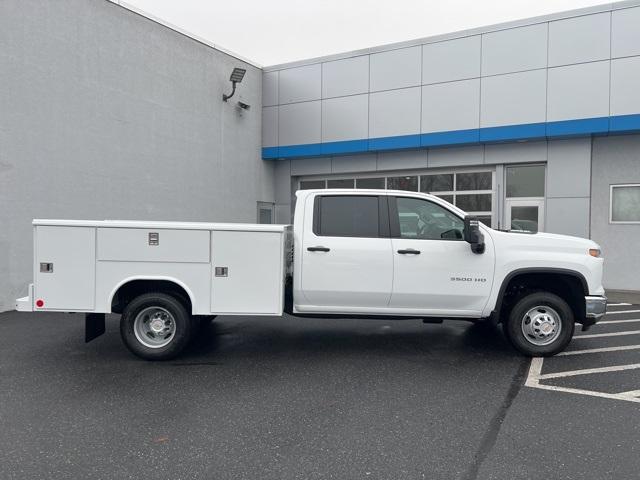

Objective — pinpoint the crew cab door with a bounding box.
[299,194,393,310]
[388,196,495,315]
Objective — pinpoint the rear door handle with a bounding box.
[397,248,421,255]
[307,246,330,252]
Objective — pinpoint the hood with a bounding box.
[487,228,600,253]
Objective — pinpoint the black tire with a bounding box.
[120,292,192,361]
[504,291,574,357]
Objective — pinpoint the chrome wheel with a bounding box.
[521,305,562,346]
[133,306,176,349]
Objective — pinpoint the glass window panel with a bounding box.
[506,166,545,197]
[356,177,385,189]
[476,215,492,228]
[436,195,454,205]
[327,178,354,188]
[319,196,379,237]
[611,185,640,222]
[300,180,325,190]
[510,206,539,232]
[457,172,492,191]
[420,174,453,193]
[455,194,492,212]
[259,208,273,224]
[387,176,418,191]
[395,197,464,240]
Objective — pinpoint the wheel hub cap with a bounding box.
[150,318,165,333]
[133,307,176,349]
[521,306,562,346]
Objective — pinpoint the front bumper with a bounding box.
[582,295,607,328]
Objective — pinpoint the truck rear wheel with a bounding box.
[504,291,574,357]
[120,292,192,360]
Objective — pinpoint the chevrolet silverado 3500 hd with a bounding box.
[15,189,606,360]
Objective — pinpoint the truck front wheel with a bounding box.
[504,291,574,357]
[120,292,192,360]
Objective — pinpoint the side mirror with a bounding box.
[463,216,485,254]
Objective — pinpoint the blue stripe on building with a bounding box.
[262,114,640,160]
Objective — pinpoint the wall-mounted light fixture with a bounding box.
[222,67,246,102]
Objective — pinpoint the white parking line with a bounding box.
[525,358,640,403]
[538,363,640,380]
[608,303,632,306]
[524,304,640,403]
[574,330,640,339]
[524,358,544,387]
[599,318,640,324]
[558,344,640,356]
[617,389,640,397]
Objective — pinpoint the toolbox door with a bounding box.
[35,226,96,310]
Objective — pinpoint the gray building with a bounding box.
[0,0,273,311]
[263,1,640,293]
[1,0,639,312]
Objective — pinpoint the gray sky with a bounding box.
[123,0,610,66]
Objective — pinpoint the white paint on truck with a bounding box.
[15,189,607,360]
[21,220,291,316]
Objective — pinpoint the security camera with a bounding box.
[237,101,250,110]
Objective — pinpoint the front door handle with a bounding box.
[397,248,421,255]
[307,246,330,252]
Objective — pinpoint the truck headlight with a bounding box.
[588,248,601,258]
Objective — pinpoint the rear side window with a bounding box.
[315,196,380,237]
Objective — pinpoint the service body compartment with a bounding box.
[211,228,289,315]
[97,228,209,263]
[35,225,96,310]
[29,220,290,316]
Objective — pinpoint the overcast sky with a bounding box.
[123,0,610,66]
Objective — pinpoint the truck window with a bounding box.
[393,197,464,240]
[315,196,380,238]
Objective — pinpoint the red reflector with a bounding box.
[36,299,44,308]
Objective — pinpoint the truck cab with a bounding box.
[293,189,605,356]
[293,189,496,317]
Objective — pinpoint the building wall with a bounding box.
[545,138,592,238]
[275,138,593,236]
[263,1,640,293]
[0,0,273,311]
[262,1,640,159]
[591,134,640,291]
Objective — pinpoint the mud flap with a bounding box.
[85,313,106,343]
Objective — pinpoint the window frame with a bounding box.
[388,195,465,241]
[610,184,640,224]
[312,194,390,238]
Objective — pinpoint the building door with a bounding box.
[504,165,546,232]
[505,198,545,232]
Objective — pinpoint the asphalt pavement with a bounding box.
[0,307,638,480]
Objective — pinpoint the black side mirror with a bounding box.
[463,216,485,254]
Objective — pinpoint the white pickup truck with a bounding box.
[16,189,606,360]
